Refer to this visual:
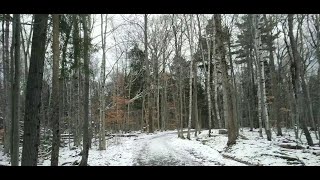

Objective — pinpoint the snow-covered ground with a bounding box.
[0,128,319,166]
[197,128,320,166]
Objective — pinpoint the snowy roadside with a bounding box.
[194,128,320,166]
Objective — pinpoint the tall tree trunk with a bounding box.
[72,15,81,147]
[299,16,318,139]
[3,14,11,154]
[315,14,320,145]
[213,35,221,129]
[80,14,90,166]
[248,54,254,131]
[144,14,153,134]
[283,26,299,139]
[161,52,167,131]
[50,14,60,166]
[263,15,282,136]
[227,27,239,132]
[288,14,313,146]
[196,14,206,134]
[256,64,263,138]
[205,18,213,136]
[99,14,107,150]
[59,15,72,149]
[11,14,21,166]
[301,74,317,139]
[157,69,160,131]
[193,62,199,137]
[21,14,49,166]
[185,15,194,140]
[215,14,237,146]
[179,75,184,138]
[254,14,271,141]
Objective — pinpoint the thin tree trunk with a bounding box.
[302,74,318,139]
[288,14,313,146]
[206,17,213,136]
[80,14,90,166]
[11,14,21,166]
[161,52,167,131]
[213,38,221,129]
[185,15,194,140]
[256,65,263,138]
[179,76,184,138]
[99,14,107,150]
[50,14,60,166]
[144,14,153,134]
[72,15,81,147]
[3,14,11,154]
[157,72,160,131]
[21,14,49,166]
[193,63,199,137]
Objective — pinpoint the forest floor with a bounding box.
[0,128,319,166]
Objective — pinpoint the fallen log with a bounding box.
[279,143,304,150]
[106,134,138,137]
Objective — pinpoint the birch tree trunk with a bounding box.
[254,14,272,141]
[213,26,221,129]
[256,63,263,138]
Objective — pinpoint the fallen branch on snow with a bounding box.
[261,153,305,166]
[221,154,261,166]
[278,143,305,150]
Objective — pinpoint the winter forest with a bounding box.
[0,14,319,166]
